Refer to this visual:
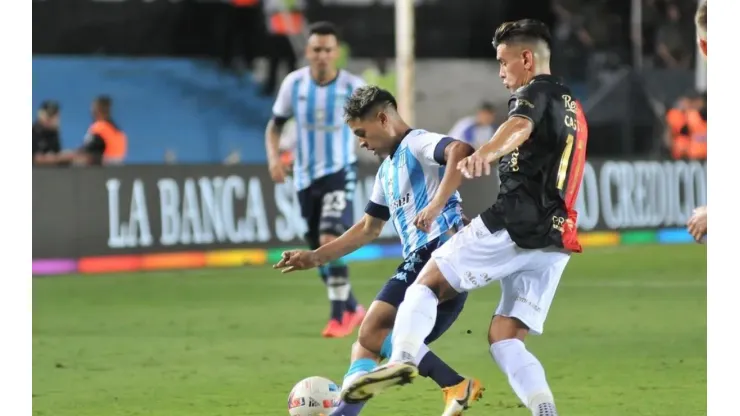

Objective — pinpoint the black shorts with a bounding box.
[375,237,468,344]
[297,164,357,245]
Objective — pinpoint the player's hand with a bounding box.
[457,152,493,179]
[414,203,443,233]
[268,160,287,183]
[273,250,320,273]
[687,206,707,243]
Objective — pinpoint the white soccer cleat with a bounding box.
[340,361,418,403]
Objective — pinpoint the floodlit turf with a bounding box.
[33,244,706,416]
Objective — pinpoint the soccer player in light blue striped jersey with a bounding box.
[275,86,484,416]
[265,22,368,338]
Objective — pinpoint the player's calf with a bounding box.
[489,316,558,416]
[388,260,457,364]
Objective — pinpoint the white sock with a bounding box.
[413,343,430,366]
[490,339,555,410]
[389,285,438,363]
[342,371,366,391]
[327,277,351,301]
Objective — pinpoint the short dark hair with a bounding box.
[308,21,340,40]
[479,102,496,113]
[40,100,60,117]
[492,19,552,50]
[344,85,397,122]
[95,95,113,115]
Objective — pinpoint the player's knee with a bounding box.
[350,341,381,362]
[416,260,457,302]
[357,320,391,354]
[488,315,529,344]
[319,233,337,247]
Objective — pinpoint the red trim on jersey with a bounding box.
[562,101,589,253]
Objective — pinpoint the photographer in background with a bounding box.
[32,100,63,165]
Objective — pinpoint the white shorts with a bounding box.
[431,216,570,335]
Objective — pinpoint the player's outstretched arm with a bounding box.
[314,214,386,264]
[273,215,386,273]
[414,140,474,232]
[457,116,533,178]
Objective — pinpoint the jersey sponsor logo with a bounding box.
[389,192,411,212]
[515,98,535,109]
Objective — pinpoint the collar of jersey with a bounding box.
[310,69,342,87]
[389,128,415,159]
[530,74,562,84]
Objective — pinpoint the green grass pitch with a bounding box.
[33,244,706,416]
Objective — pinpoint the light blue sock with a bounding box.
[380,331,393,360]
[342,358,377,390]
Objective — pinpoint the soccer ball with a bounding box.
[287,376,340,416]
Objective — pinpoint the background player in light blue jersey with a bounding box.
[275,86,484,416]
[265,22,367,338]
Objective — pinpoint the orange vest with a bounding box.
[270,12,303,35]
[666,108,690,160]
[88,120,127,163]
[686,110,707,160]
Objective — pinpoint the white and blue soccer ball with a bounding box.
[287,376,340,416]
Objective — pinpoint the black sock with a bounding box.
[330,300,345,322]
[345,290,358,313]
[331,400,366,416]
[317,266,343,321]
[418,351,465,388]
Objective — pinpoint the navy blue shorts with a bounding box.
[297,164,357,248]
[375,237,468,345]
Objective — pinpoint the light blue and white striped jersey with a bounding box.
[272,67,366,191]
[366,129,464,258]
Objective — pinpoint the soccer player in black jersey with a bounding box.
[343,19,588,416]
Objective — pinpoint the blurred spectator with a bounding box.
[447,102,499,150]
[655,2,693,69]
[664,91,706,160]
[57,96,128,166]
[262,0,303,95]
[218,0,265,73]
[32,100,62,165]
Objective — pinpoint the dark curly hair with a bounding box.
[343,85,397,122]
